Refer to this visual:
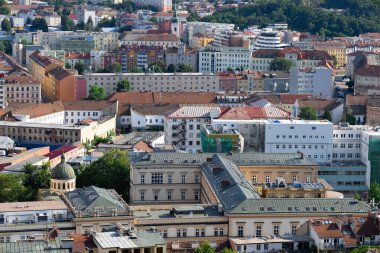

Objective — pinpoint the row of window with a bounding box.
[140,190,199,201]
[142,173,200,184]
[333,143,361,148]
[66,111,99,117]
[333,133,361,138]
[252,174,309,183]
[275,134,325,139]
[275,144,325,149]
[159,228,224,238]
[332,153,361,158]
[237,224,297,237]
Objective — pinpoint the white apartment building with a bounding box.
[252,29,292,50]
[289,67,334,98]
[184,22,235,44]
[0,201,71,242]
[251,48,333,72]
[165,106,221,153]
[119,33,181,49]
[332,123,366,162]
[84,73,220,96]
[264,119,334,164]
[198,46,252,73]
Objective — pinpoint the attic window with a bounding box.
[152,160,156,163]
[306,207,310,211]
[331,207,335,211]
[288,207,293,211]
[259,207,264,211]
[313,207,317,211]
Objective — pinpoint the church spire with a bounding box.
[172,1,178,23]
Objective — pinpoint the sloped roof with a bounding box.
[11,101,65,118]
[202,154,260,212]
[64,186,129,215]
[48,67,71,81]
[280,94,312,104]
[62,100,115,111]
[217,106,290,120]
[166,106,220,118]
[356,65,380,77]
[299,99,339,111]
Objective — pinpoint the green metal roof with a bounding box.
[0,239,70,253]
[229,198,371,214]
[51,158,76,180]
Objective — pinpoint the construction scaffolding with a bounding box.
[200,125,244,153]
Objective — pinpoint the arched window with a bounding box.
[54,182,56,189]
[57,183,60,189]
[63,183,65,190]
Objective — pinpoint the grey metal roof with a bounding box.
[230,198,370,214]
[202,154,260,212]
[94,230,166,249]
[0,136,14,150]
[64,186,129,215]
[131,152,318,167]
[0,239,70,253]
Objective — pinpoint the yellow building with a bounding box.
[236,74,248,91]
[191,33,214,48]
[313,41,347,67]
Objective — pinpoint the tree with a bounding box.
[65,62,72,69]
[354,192,361,201]
[117,79,131,92]
[369,182,380,202]
[0,6,10,15]
[178,64,194,72]
[31,18,48,32]
[299,106,318,120]
[23,163,50,200]
[105,62,121,73]
[74,62,86,75]
[75,22,85,31]
[85,16,94,31]
[26,17,32,25]
[331,55,338,67]
[0,40,11,54]
[346,113,356,125]
[269,58,293,71]
[166,63,176,73]
[88,84,106,100]
[1,18,11,32]
[322,110,332,121]
[194,242,215,253]
[129,67,143,73]
[20,38,28,46]
[62,7,71,15]
[149,17,158,23]
[61,15,75,31]
[352,246,380,253]
[221,248,238,253]
[148,61,165,73]
[0,174,28,202]
[76,149,130,200]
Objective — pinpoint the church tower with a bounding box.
[171,3,180,38]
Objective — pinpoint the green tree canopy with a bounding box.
[194,242,215,253]
[117,79,131,92]
[76,149,130,200]
[166,63,176,73]
[88,84,106,100]
[74,62,86,75]
[23,163,50,200]
[85,16,94,31]
[221,248,238,253]
[299,106,318,120]
[61,15,75,31]
[178,63,194,72]
[346,113,356,125]
[148,61,165,73]
[369,182,380,202]
[322,110,332,121]
[1,18,11,32]
[31,18,49,32]
[0,174,28,202]
[269,58,293,71]
[105,62,121,73]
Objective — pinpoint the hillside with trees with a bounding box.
[201,0,380,36]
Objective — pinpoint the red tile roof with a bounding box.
[217,106,290,120]
[44,145,77,160]
[134,140,154,152]
[280,94,312,104]
[356,65,380,77]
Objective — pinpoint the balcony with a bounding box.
[320,243,344,251]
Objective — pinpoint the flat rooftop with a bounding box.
[0,200,67,212]
[267,119,333,125]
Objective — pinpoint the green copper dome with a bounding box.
[51,155,76,180]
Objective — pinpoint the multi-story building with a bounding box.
[164,106,221,153]
[119,33,181,49]
[64,52,91,69]
[264,119,333,164]
[313,41,347,67]
[119,45,164,72]
[183,22,235,45]
[198,46,252,73]
[211,106,291,152]
[252,29,292,49]
[189,33,214,48]
[218,72,237,92]
[355,64,380,95]
[0,74,41,108]
[289,67,334,98]
[165,46,198,72]
[132,0,172,12]
[0,115,116,145]
[84,73,220,96]
[251,47,333,71]
[61,33,95,53]
[213,31,251,48]
[93,32,119,52]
